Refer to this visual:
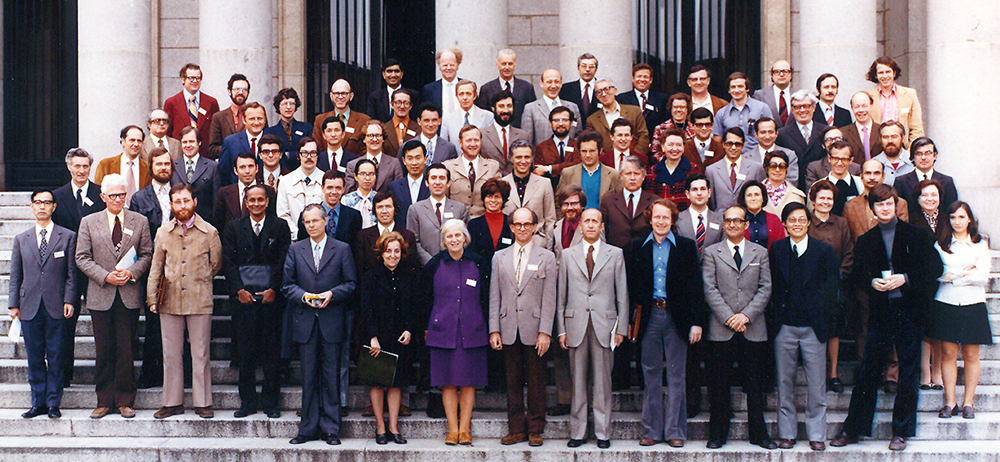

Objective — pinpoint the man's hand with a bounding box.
[149,304,158,314]
[532,166,548,176]
[882,274,906,291]
[490,332,503,350]
[8,307,18,321]
[559,333,568,350]
[689,326,702,344]
[614,333,624,347]
[237,289,255,305]
[258,288,276,304]
[725,313,749,332]
[104,271,128,286]
[63,304,74,318]
[318,290,333,308]
[535,333,551,356]
[369,337,381,357]
[120,269,134,282]
[398,331,411,345]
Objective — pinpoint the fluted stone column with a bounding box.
[559,0,632,99]
[796,0,877,101]
[199,0,275,113]
[925,0,1000,241]
[79,0,152,167]
[436,0,508,87]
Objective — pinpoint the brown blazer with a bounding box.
[682,137,726,171]
[535,138,581,177]
[585,103,651,157]
[865,84,924,145]
[443,155,502,217]
[598,189,659,248]
[558,163,623,207]
[94,154,151,190]
[381,118,420,159]
[840,122,883,165]
[312,109,371,154]
[208,107,242,160]
[842,192,910,242]
[147,214,222,315]
[690,94,729,115]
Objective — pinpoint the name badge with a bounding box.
[197,107,207,115]
[572,121,578,127]
[735,173,747,181]
[749,262,760,266]
[645,104,657,111]
[83,197,94,207]
[443,212,454,218]
[406,129,416,136]
[54,251,65,258]
[466,278,477,287]
[500,237,512,245]
[565,146,575,152]
[123,228,134,236]
[294,130,304,136]
[705,150,714,158]
[527,264,539,271]
[345,126,356,134]
[708,222,720,230]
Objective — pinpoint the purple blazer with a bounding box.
[421,250,491,349]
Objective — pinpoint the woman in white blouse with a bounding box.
[931,201,992,420]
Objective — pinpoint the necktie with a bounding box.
[254,221,261,236]
[426,139,435,161]
[463,112,470,126]
[501,127,508,160]
[627,192,634,218]
[733,245,742,269]
[468,161,476,185]
[268,173,276,188]
[515,247,524,285]
[619,152,626,170]
[699,141,706,151]
[250,136,257,157]
[801,125,810,141]
[284,123,292,142]
[188,95,198,126]
[241,186,249,217]
[326,207,338,237]
[562,221,575,249]
[861,126,871,160]
[339,113,346,125]
[640,93,648,113]
[793,244,799,258]
[778,90,788,125]
[504,81,510,92]
[586,244,595,280]
[558,141,565,162]
[112,216,123,247]
[435,202,443,224]
[371,155,379,170]
[76,188,84,215]
[826,107,834,126]
[304,176,311,186]
[158,139,165,149]
[730,161,737,189]
[186,159,194,182]
[39,228,47,261]
[696,214,706,250]
[125,160,137,202]
[923,173,929,181]
[314,243,321,270]
[581,83,591,115]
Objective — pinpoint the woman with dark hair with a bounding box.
[738,180,785,249]
[910,179,944,390]
[762,150,805,217]
[865,56,923,145]
[360,232,416,445]
[931,201,992,419]
[467,178,514,264]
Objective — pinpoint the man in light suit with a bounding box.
[316,117,358,174]
[775,90,829,189]
[489,207,558,447]
[421,48,463,119]
[208,74,251,159]
[706,127,766,211]
[752,59,793,128]
[521,69,582,145]
[277,138,325,241]
[559,53,600,121]
[586,79,650,157]
[344,121,404,193]
[9,189,77,419]
[559,131,623,211]
[892,136,958,218]
[476,49,536,128]
[748,117,800,184]
[93,126,151,205]
[864,56,923,146]
[480,90,531,176]
[388,140,431,229]
[440,80,493,146]
[842,92,883,164]
[702,205,775,450]
[406,102,459,166]
[502,140,556,247]
[172,127,222,220]
[142,108,181,163]
[533,106,581,189]
[283,204,357,446]
[311,79,371,154]
[617,63,669,133]
[406,163,470,264]
[814,73,852,128]
[74,174,154,419]
[443,125,501,217]
[162,63,219,158]
[263,87,314,171]
[218,102,268,186]
[557,208,629,449]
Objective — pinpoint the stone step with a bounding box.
[0,314,233,338]
[1,336,236,361]
[0,192,31,205]
[0,221,34,239]
[0,207,35,220]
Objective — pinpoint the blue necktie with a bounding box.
[326,208,338,238]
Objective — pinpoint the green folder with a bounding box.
[358,345,398,387]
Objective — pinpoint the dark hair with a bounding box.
[458,124,480,141]
[815,73,838,93]
[245,184,269,199]
[910,136,937,155]
[727,71,749,87]
[354,158,378,181]
[295,136,316,152]
[169,183,196,202]
[147,147,171,175]
[643,198,679,225]
[938,201,982,253]
[659,127,686,144]
[227,73,249,91]
[549,105,574,122]
[667,93,692,116]
[426,162,451,182]
[381,58,401,71]
[576,130,604,150]
[688,64,711,79]
[914,179,943,210]
[754,117,777,132]
[417,101,442,119]
[763,150,789,167]
[611,118,633,134]
[235,151,257,165]
[273,87,301,112]
[241,101,266,118]
[510,138,533,156]
[878,120,906,137]
[555,184,587,208]
[632,63,653,75]
[490,89,514,109]
[808,179,839,202]
[690,107,713,122]
[322,168,346,187]
[685,173,711,191]
[120,125,145,141]
[866,184,898,210]
[391,88,414,103]
[31,188,53,202]
[724,126,745,142]
[401,139,427,158]
[373,191,397,216]
[480,177,511,204]
[737,180,765,209]
[259,134,284,151]
[867,56,901,84]
[178,63,201,78]
[178,125,198,142]
[322,115,346,132]
[781,202,811,222]
[827,139,852,157]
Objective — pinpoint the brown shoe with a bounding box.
[888,436,906,451]
[362,405,375,417]
[399,404,412,417]
[778,439,795,449]
[810,441,826,451]
[118,406,136,418]
[458,432,472,445]
[639,437,657,446]
[500,433,527,445]
[829,432,857,447]
[528,433,543,447]
[667,439,684,448]
[90,407,111,419]
[195,407,214,419]
[444,432,459,445]
[154,405,184,419]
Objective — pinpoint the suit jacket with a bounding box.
[282,237,357,344]
[559,79,600,120]
[675,208,724,252]
[344,154,404,193]
[387,176,430,229]
[440,106,493,146]
[598,190,658,249]
[52,181,106,232]
[171,155,221,219]
[146,215,222,314]
[311,109,371,154]
[475,77,537,128]
[548,218,590,262]
[316,149,358,174]
[767,237,839,341]
[617,90,669,135]
[558,164,623,208]
[813,103,853,128]
[865,84,924,144]
[626,233,706,341]
[556,241,630,348]
[399,135,459,165]
[489,244,558,344]
[841,122,883,164]
[294,203,363,243]
[805,157,862,191]
[129,182,174,241]
[421,79,451,110]
[163,91,219,158]
[405,198,469,264]
[218,130,256,186]
[745,144,800,188]
[74,209,154,311]
[262,119,313,171]
[141,136,182,164]
[702,240,771,342]
[352,225,417,277]
[444,155,501,217]
[222,215,291,300]
[93,154,151,191]
[585,104,651,157]
[752,87,790,128]
[520,99,582,145]
[776,121,830,190]
[9,225,77,320]
[368,86,415,123]
[599,148,637,170]
[534,138,581,177]
[842,192,909,241]
[211,183,278,231]
[381,118,420,160]
[480,124,530,176]
[208,107,241,160]
[705,155,767,211]
[683,138,726,172]
[893,170,959,218]
[502,173,557,245]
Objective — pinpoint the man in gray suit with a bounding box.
[521,69,582,145]
[406,163,470,264]
[752,59,794,128]
[171,139,222,220]
[440,80,493,146]
[489,207,558,447]
[141,108,181,163]
[702,206,775,450]
[706,128,766,211]
[480,90,531,176]
[344,121,404,193]
[74,174,154,419]
[557,208,629,449]
[9,189,77,419]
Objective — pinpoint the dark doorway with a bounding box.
[4,0,79,190]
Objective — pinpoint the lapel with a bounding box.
[192,157,210,183]
[598,166,613,197]
[797,238,818,285]
[572,244,590,278]
[484,125,502,152]
[197,98,212,126]
[612,191,631,221]
[23,231,42,267]
[717,241,740,271]
[520,175,542,206]
[315,239,337,273]
[226,185,242,218]
[591,243,613,278]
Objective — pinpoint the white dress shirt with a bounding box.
[35,222,54,248]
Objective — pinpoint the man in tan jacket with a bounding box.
[147,184,222,419]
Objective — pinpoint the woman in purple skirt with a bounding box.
[420,219,491,445]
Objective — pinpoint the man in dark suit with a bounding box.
[9,189,77,419]
[814,74,852,128]
[263,87,313,171]
[480,90,531,175]
[616,63,668,134]
[213,151,278,230]
[599,156,658,249]
[776,90,829,189]
[368,59,408,123]
[388,140,430,229]
[406,102,458,165]
[284,204,357,445]
[752,59,793,128]
[831,185,943,451]
[257,135,290,189]
[475,49,536,129]
[312,79,371,153]
[162,63,219,158]
[892,136,958,217]
[316,117,358,174]
[224,185,291,419]
[598,119,640,170]
[218,102,268,186]
[208,74,250,159]
[172,131,222,220]
[559,53,600,121]
[421,48,463,119]
[842,92,883,164]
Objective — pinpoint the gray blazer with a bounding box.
[345,154,404,193]
[489,244,558,345]
[397,136,459,165]
[405,198,470,265]
[480,124,531,176]
[520,99,582,146]
[75,210,154,311]
[502,173,556,246]
[556,241,629,349]
[674,208,724,253]
[702,240,771,342]
[9,225,77,320]
[440,106,493,147]
[705,155,767,211]
[745,144,800,187]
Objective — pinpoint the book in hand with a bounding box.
[358,345,398,387]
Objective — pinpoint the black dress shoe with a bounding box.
[753,439,778,450]
[375,433,388,445]
[596,439,611,449]
[289,434,318,444]
[567,438,586,448]
[827,377,844,393]
[326,435,342,445]
[390,432,407,444]
[234,408,255,418]
[340,407,349,418]
[21,407,48,419]
[706,439,724,449]
[548,403,571,416]
[47,408,61,419]
[264,409,281,418]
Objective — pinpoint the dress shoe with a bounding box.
[22,407,48,419]
[445,432,459,445]
[264,409,281,418]
[883,380,898,394]
[754,439,778,450]
[596,439,611,449]
[194,407,214,419]
[919,383,932,390]
[234,408,256,418]
[778,439,795,449]
[939,405,958,419]
[326,434,342,445]
[118,406,136,418]
[153,405,183,419]
[528,433,543,447]
[459,432,472,445]
[500,433,527,445]
[362,405,375,417]
[888,436,906,451]
[963,405,976,419]
[639,437,657,446]
[567,438,586,448]
[390,432,407,444]
[667,439,684,448]
[296,409,302,417]
[548,403,570,416]
[289,434,318,444]
[829,431,858,447]
[90,407,112,419]
[706,439,724,449]
[399,404,412,416]
[340,407,349,418]
[375,433,388,445]
[932,384,944,390]
[47,407,61,419]
[827,377,844,393]
[810,441,826,451]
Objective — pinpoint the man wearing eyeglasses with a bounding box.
[277,137,326,241]
[752,60,794,129]
[345,121,403,193]
[208,74,251,160]
[312,79,371,154]
[163,63,219,158]
[585,79,650,158]
[219,102,269,186]
[682,108,725,171]
[892,136,958,218]
[380,89,420,159]
[705,127,766,211]
[263,87,313,171]
[686,65,728,115]
[807,140,863,215]
[141,108,181,163]
[806,129,861,190]
[775,90,829,189]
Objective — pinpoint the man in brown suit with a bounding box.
[682,108,725,171]
[841,92,883,164]
[312,79,371,154]
[208,74,251,159]
[533,106,581,189]
[843,159,908,241]
[586,79,650,157]
[94,126,152,206]
[381,89,419,158]
[443,125,501,217]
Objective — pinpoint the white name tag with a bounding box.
[527,264,539,271]
[406,129,416,136]
[705,150,714,158]
[565,146,575,152]
[596,103,603,109]
[54,251,65,258]
[645,104,657,111]
[572,121,578,127]
[443,212,454,218]
[345,126,356,134]
[197,107,207,115]
[466,278,477,287]
[123,228,134,236]
[500,237,512,245]
[83,197,94,207]
[708,222,720,230]
[295,130,304,136]
[735,173,747,181]
[749,262,760,266]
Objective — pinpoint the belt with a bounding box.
[652,299,668,309]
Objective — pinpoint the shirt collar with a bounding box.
[36,222,54,239]
[74,181,89,197]
[726,238,746,255]
[183,89,200,102]
[879,83,898,98]
[602,101,620,115]
[178,215,197,232]
[643,230,676,246]
[335,108,351,120]
[790,235,808,255]
[583,239,601,255]
[251,215,266,227]
[514,240,533,255]
[184,154,200,166]
[543,95,560,107]
[917,168,935,180]
[378,222,394,235]
[493,121,508,134]
[421,133,437,144]
[312,235,327,251]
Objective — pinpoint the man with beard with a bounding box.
[209,74,251,159]
[873,121,913,187]
[480,90,530,176]
[533,106,581,189]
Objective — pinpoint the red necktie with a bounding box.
[581,83,591,115]
[730,162,737,189]
[502,127,508,160]
[778,90,788,125]
[641,93,648,113]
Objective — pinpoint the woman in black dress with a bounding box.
[910,179,944,390]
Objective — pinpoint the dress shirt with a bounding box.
[262,166,282,185]
[443,80,458,115]
[695,137,711,160]
[935,237,990,305]
[327,148,344,172]
[579,80,594,104]
[602,103,621,127]
[106,209,125,234]
[789,235,808,257]
[726,238,746,264]
[512,173,530,202]
[584,239,601,257]
[250,215,265,235]
[878,84,899,122]
[915,168,935,182]
[336,108,352,123]
[797,122,813,140]
[377,223,394,235]
[183,89,200,109]
[772,86,791,113]
[635,90,649,108]
[623,189,640,217]
[322,202,341,232]
[119,154,141,184]
[691,94,713,112]
[643,231,676,299]
[153,181,172,225]
[237,181,257,207]
[688,207,709,235]
[150,135,169,149]
[465,157,478,179]
[726,156,742,175]
[818,102,836,125]
[407,175,423,203]
[245,132,260,155]
[366,152,384,166]
[34,222,54,248]
[178,215,196,234]
[73,182,90,204]
[542,95,563,111]
[311,236,327,271]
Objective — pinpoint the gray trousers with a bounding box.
[774,325,827,441]
[568,318,614,440]
[640,307,688,441]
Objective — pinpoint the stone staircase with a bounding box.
[0,191,999,460]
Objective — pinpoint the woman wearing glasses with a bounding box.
[762,151,805,217]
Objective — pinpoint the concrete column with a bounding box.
[277,0,306,113]
[925,0,1000,242]
[79,0,152,167]
[436,0,508,87]
[559,0,631,97]
[761,0,791,87]
[199,0,275,114]
[797,0,877,101]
